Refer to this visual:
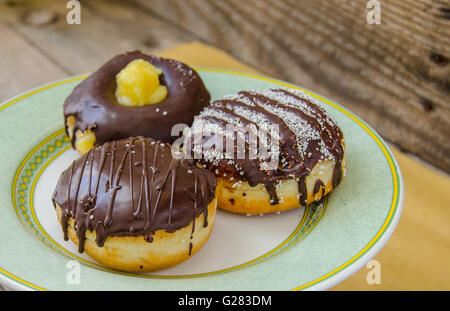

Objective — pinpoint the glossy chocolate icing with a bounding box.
[64,51,210,147]
[187,88,345,206]
[52,137,217,253]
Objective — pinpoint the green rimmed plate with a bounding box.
[0,69,403,291]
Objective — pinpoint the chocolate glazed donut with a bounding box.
[64,51,210,148]
[52,137,217,272]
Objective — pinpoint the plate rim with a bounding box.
[0,68,404,291]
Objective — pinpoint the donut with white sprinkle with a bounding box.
[185,88,347,214]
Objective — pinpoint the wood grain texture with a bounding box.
[135,0,450,172]
[0,0,449,171]
[0,22,67,102]
[0,0,192,101]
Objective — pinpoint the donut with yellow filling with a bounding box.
[64,51,210,154]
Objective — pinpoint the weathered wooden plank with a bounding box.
[135,0,450,172]
[0,0,193,75]
[0,21,67,102]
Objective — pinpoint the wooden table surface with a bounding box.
[1,0,449,291]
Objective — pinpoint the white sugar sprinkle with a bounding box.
[187,87,340,165]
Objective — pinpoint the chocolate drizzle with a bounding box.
[332,158,343,188]
[265,184,279,205]
[64,51,210,146]
[313,180,325,196]
[52,137,216,253]
[297,177,308,206]
[188,88,345,206]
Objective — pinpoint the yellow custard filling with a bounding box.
[75,129,96,154]
[115,59,167,106]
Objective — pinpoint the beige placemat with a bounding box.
[158,41,450,291]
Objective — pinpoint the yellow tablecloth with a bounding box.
[159,42,450,290]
